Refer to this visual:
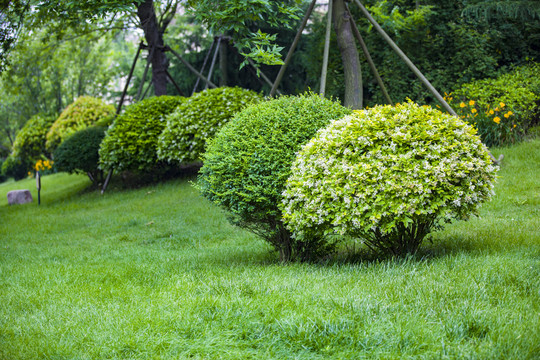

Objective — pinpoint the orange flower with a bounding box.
[460,102,466,108]
[493,116,501,124]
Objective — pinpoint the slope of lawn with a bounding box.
[0,139,539,359]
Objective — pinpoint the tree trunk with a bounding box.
[137,0,169,96]
[333,0,363,109]
[219,38,228,86]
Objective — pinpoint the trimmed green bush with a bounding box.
[46,96,115,153]
[282,102,498,256]
[1,155,31,181]
[157,87,263,164]
[12,114,56,162]
[450,63,540,146]
[53,126,106,184]
[0,159,7,183]
[99,96,184,172]
[198,93,352,261]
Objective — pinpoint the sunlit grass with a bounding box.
[0,140,538,359]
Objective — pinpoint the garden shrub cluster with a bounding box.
[157,87,263,164]
[46,96,115,153]
[281,102,498,256]
[11,114,56,162]
[449,63,540,146]
[53,126,106,184]
[99,96,184,172]
[198,93,352,261]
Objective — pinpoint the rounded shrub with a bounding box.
[46,96,115,153]
[157,87,263,164]
[99,96,184,172]
[1,155,31,181]
[0,159,6,183]
[12,114,56,162]
[198,93,352,261]
[282,102,498,256]
[53,126,106,183]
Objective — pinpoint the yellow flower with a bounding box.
[471,108,477,114]
[493,116,501,124]
[460,102,466,108]
[469,100,475,106]
[489,109,494,115]
[499,102,505,108]
[504,111,513,118]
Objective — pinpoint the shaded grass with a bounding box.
[0,140,539,359]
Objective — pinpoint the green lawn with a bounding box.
[1,140,539,359]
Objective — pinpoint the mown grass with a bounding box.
[0,140,539,359]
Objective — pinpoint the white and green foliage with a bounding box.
[282,102,499,256]
[46,96,115,153]
[157,87,263,164]
[198,93,352,261]
[99,96,184,172]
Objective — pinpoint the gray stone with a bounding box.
[7,190,33,205]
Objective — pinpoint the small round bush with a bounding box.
[157,87,263,164]
[99,96,184,172]
[46,96,115,153]
[1,155,31,181]
[282,102,498,256]
[12,114,56,161]
[53,126,106,183]
[198,93,352,261]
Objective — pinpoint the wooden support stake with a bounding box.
[166,70,185,96]
[192,38,216,95]
[166,46,217,89]
[117,42,142,114]
[142,79,153,99]
[269,0,317,97]
[205,36,222,90]
[320,0,333,96]
[247,58,281,95]
[347,4,393,105]
[101,169,113,195]
[351,0,454,115]
[136,45,155,101]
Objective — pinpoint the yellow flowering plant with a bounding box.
[33,158,54,176]
[444,93,523,147]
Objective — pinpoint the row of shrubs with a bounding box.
[2,87,263,181]
[6,65,539,261]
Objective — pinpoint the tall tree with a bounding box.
[333,0,362,108]
[1,0,180,95]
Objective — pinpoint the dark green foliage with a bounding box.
[198,93,352,261]
[1,155,31,181]
[53,126,106,183]
[157,87,263,164]
[99,96,184,172]
[46,96,115,153]
[0,159,6,183]
[12,114,56,163]
[304,0,540,107]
